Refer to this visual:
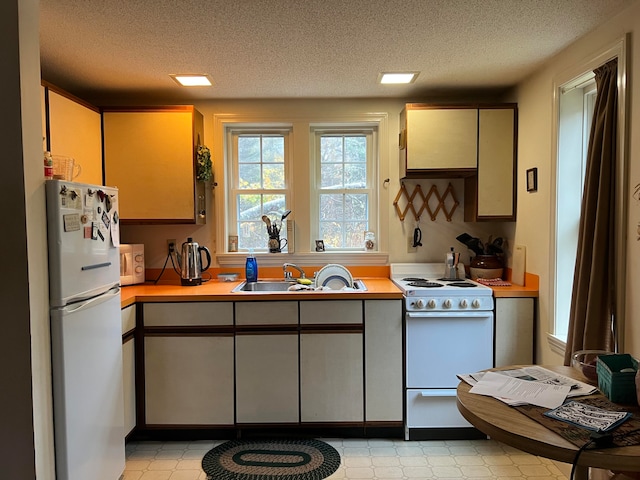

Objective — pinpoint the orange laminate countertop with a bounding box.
[489,271,539,298]
[120,277,403,307]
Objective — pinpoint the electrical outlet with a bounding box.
[167,239,176,254]
[407,235,417,253]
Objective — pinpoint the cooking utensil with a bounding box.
[412,226,422,247]
[262,215,272,235]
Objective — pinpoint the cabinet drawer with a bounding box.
[406,389,471,428]
[236,301,298,325]
[300,300,362,325]
[144,302,233,326]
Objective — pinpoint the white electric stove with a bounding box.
[391,263,494,440]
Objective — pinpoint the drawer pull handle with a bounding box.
[420,389,455,398]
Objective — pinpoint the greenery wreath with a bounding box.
[196,144,212,182]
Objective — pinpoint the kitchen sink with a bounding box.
[231,279,367,292]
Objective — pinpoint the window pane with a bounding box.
[320,194,343,220]
[238,163,261,189]
[319,221,342,248]
[263,137,284,163]
[345,221,367,248]
[238,137,260,163]
[345,136,366,162]
[320,137,343,163]
[345,194,368,220]
[237,193,286,250]
[263,163,285,189]
[321,164,343,189]
[345,163,366,188]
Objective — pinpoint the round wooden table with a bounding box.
[456,365,640,480]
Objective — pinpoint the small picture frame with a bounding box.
[526,168,538,192]
[315,240,325,252]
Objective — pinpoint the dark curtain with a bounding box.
[564,58,618,365]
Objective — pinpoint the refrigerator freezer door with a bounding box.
[46,180,120,307]
[50,286,125,480]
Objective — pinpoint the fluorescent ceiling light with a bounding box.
[170,74,213,87]
[378,72,419,84]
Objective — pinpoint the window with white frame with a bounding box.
[553,74,596,341]
[228,130,290,251]
[312,128,377,250]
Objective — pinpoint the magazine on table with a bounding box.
[457,366,597,408]
[544,400,631,432]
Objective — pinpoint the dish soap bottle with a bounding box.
[245,249,258,283]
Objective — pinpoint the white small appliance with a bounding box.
[390,263,494,441]
[120,243,145,285]
[46,179,125,480]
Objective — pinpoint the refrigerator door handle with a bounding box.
[63,287,121,314]
[81,262,112,271]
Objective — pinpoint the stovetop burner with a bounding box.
[406,281,443,288]
[402,277,427,282]
[447,282,477,288]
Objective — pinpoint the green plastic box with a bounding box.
[596,353,638,404]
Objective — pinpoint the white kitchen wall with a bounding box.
[514,0,640,364]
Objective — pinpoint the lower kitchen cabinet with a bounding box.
[495,297,535,367]
[300,332,364,422]
[142,302,234,425]
[236,334,299,423]
[144,335,234,425]
[121,305,136,436]
[235,301,299,423]
[364,300,403,421]
[300,300,364,422]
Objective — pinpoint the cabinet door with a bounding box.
[405,106,478,172]
[477,107,516,219]
[236,334,299,423]
[47,89,103,185]
[300,332,363,422]
[121,305,136,436]
[495,298,534,367]
[364,300,402,422]
[144,335,234,425]
[103,107,203,224]
[122,338,136,436]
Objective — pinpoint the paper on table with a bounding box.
[469,371,571,409]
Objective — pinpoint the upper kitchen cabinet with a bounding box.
[42,82,103,185]
[399,104,478,178]
[399,103,517,221]
[103,106,206,224]
[464,105,518,221]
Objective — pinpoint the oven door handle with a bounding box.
[406,311,491,319]
[419,389,456,397]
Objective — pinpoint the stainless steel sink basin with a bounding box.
[231,279,367,292]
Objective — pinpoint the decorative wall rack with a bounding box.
[393,182,459,222]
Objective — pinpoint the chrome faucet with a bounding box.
[283,263,306,280]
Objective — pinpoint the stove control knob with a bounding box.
[471,299,481,309]
[443,299,452,309]
[459,299,468,309]
[414,299,425,309]
[427,299,437,309]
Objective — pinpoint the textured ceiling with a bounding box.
[39,0,635,104]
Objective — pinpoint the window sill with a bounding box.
[217,251,389,268]
[546,332,567,357]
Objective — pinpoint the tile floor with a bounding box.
[123,437,571,480]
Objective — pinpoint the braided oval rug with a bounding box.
[201,438,341,480]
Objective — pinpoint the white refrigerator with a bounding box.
[46,179,125,480]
